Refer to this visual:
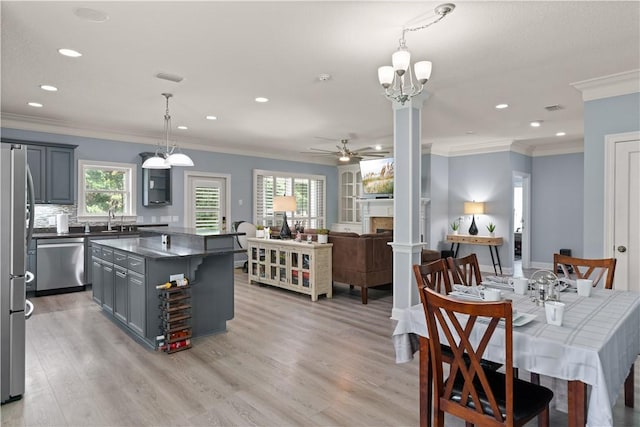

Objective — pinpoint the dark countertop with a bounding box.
[91,237,236,260]
[142,226,242,237]
[33,230,140,239]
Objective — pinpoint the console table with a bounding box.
[247,238,333,301]
[445,234,504,275]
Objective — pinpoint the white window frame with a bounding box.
[77,159,137,222]
[253,169,326,229]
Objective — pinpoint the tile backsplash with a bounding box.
[34,204,78,228]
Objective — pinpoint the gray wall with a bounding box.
[447,151,513,269]
[531,152,584,262]
[423,152,449,252]
[1,127,339,227]
[583,92,640,257]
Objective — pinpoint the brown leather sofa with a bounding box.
[301,229,441,304]
[329,231,394,304]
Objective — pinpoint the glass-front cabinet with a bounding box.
[247,238,332,301]
[338,164,362,223]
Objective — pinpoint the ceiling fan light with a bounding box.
[392,49,410,76]
[339,155,350,162]
[414,61,432,84]
[166,152,194,167]
[378,66,394,88]
[142,155,170,169]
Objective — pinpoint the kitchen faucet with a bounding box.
[107,208,116,231]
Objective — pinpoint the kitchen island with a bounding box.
[91,228,241,349]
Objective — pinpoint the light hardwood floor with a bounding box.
[2,269,639,426]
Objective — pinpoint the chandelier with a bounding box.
[142,93,194,169]
[377,3,455,105]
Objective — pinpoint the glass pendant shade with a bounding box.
[378,66,394,88]
[414,61,433,84]
[392,49,410,76]
[166,152,194,167]
[142,155,170,169]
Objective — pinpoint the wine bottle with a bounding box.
[155,278,189,290]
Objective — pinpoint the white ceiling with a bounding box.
[2,1,639,164]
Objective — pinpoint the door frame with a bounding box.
[183,171,231,229]
[603,131,640,257]
[513,171,531,270]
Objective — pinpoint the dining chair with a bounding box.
[413,259,452,427]
[447,253,482,286]
[413,259,501,427]
[553,253,617,289]
[420,287,554,427]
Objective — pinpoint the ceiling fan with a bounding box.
[305,139,389,163]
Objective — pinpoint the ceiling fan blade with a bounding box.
[308,148,338,153]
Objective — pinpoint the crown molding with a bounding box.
[426,139,514,157]
[0,114,336,166]
[529,139,583,157]
[571,69,640,101]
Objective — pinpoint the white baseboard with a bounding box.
[479,264,513,277]
[234,260,246,269]
[529,261,554,271]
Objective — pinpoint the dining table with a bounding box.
[392,284,640,427]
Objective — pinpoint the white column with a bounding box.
[389,96,425,320]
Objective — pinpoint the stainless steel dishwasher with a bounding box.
[36,238,85,291]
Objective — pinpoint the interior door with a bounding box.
[613,139,640,291]
[186,175,227,231]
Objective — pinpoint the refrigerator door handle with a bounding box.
[25,300,34,319]
[26,165,35,245]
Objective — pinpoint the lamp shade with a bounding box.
[273,196,297,212]
[166,152,194,167]
[378,66,394,88]
[392,48,410,75]
[464,201,485,215]
[413,61,432,83]
[142,155,170,169]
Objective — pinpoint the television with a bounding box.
[360,157,394,198]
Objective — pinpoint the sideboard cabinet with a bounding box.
[247,238,332,301]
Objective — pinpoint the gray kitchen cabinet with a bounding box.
[92,257,103,304]
[140,152,172,206]
[24,142,76,204]
[26,146,45,203]
[114,265,128,324]
[102,262,114,314]
[127,271,146,336]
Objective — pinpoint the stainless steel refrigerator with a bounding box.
[1,143,35,404]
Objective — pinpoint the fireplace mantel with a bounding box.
[358,198,430,238]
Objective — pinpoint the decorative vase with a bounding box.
[452,229,459,235]
[489,231,495,237]
[468,215,478,236]
[317,234,328,244]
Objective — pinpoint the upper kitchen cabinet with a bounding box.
[140,153,172,206]
[25,143,76,204]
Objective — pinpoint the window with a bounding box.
[78,160,136,220]
[254,169,325,229]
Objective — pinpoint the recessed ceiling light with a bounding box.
[58,48,82,58]
[466,130,475,134]
[73,7,109,23]
[318,73,332,82]
[28,102,43,108]
[177,125,188,130]
[205,115,217,121]
[374,145,382,151]
[556,132,566,136]
[40,85,58,92]
[255,97,269,103]
[495,103,509,109]
[530,121,542,127]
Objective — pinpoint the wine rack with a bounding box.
[157,285,192,353]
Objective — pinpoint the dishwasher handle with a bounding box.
[38,242,84,250]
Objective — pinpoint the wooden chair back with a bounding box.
[447,253,482,286]
[421,287,515,426]
[553,253,617,289]
[413,259,452,295]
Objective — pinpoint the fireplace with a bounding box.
[371,216,394,233]
[358,197,430,240]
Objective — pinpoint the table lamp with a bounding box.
[464,201,485,236]
[273,195,297,239]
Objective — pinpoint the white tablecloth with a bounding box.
[392,289,640,427]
